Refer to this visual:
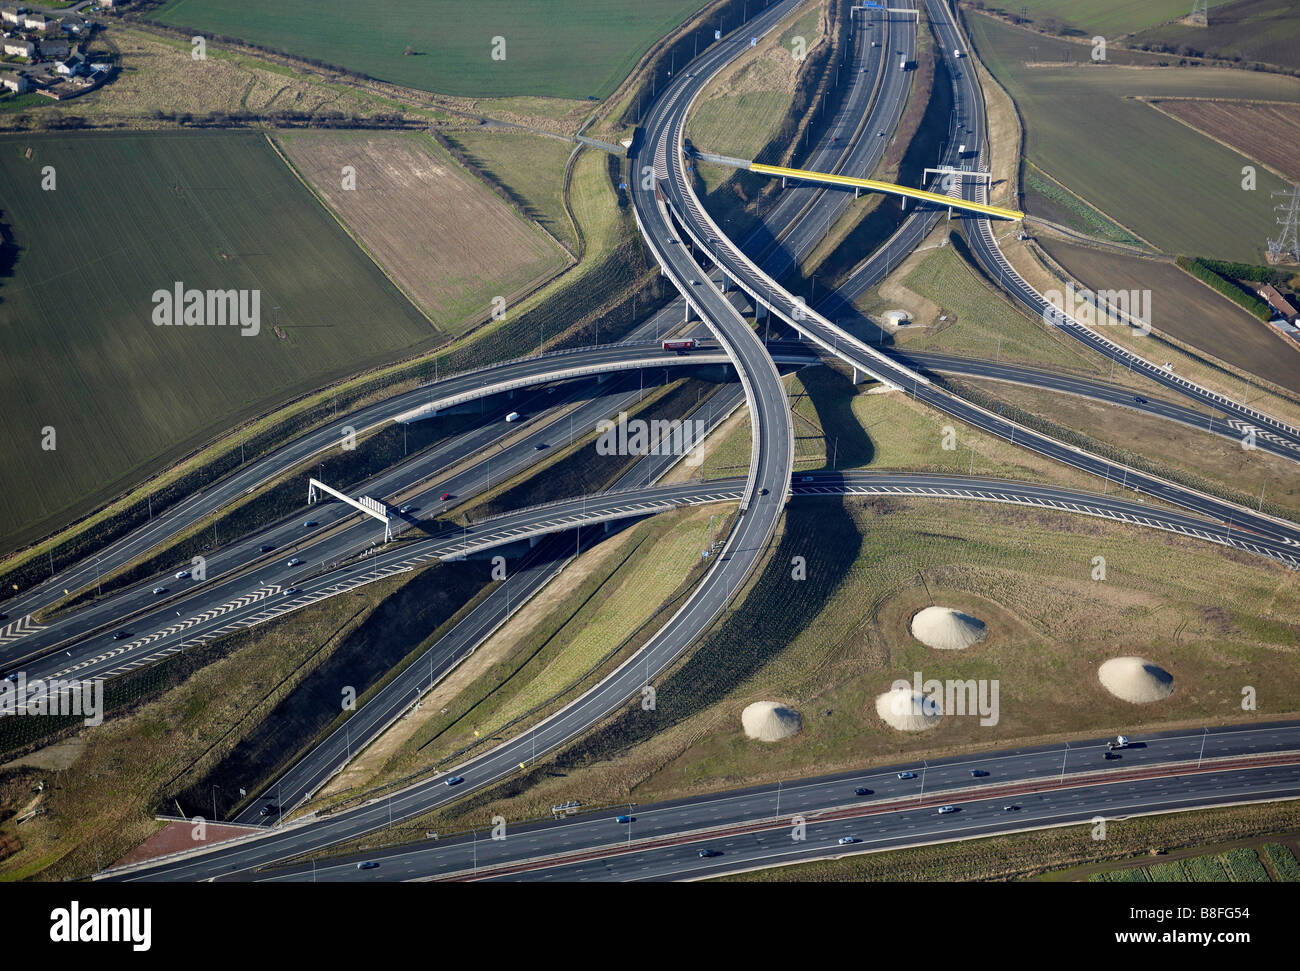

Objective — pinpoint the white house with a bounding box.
[0,68,29,92]
[2,36,34,58]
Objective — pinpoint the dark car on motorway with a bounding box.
[854,787,871,796]
[615,815,634,824]
[259,544,275,553]
[356,861,380,870]
[112,631,129,640]
[970,769,988,777]
[445,776,464,786]
[698,848,720,858]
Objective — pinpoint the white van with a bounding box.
[505,411,521,423]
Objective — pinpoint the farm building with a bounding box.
[1259,284,1299,324]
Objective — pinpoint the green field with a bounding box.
[0,131,434,546]
[154,0,705,99]
[970,13,1300,260]
[1132,0,1300,72]
[1006,0,1223,36]
[1089,844,1298,882]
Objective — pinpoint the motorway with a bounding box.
[655,6,1300,565]
[6,0,1297,882]
[117,722,1300,882]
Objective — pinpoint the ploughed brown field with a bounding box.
[1038,237,1300,393]
[1149,98,1300,184]
[275,130,569,337]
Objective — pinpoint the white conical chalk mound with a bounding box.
[875,687,942,731]
[910,606,987,650]
[741,701,802,741]
[1098,656,1174,703]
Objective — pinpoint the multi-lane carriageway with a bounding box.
[6,0,1296,881]
[112,722,1300,882]
[651,0,1300,559]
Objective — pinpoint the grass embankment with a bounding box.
[967,379,1300,519]
[854,235,1111,375]
[443,130,580,254]
[304,504,732,822]
[703,365,1100,495]
[685,0,840,242]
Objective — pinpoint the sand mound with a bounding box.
[875,687,942,731]
[1098,656,1174,703]
[741,701,802,741]
[911,606,987,650]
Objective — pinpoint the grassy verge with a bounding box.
[965,379,1300,519]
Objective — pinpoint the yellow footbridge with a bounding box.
[687,147,1023,221]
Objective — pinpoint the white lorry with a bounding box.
[1107,735,1130,750]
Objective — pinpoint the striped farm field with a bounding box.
[0,131,435,548]
[153,0,705,99]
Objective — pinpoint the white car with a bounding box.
[152,587,166,595]
[938,805,957,814]
[174,570,190,580]
[286,558,301,567]
[838,836,859,845]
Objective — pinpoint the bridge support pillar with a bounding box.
[683,301,691,324]
[529,535,541,548]
[603,521,612,534]
[854,187,860,199]
[852,366,861,385]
